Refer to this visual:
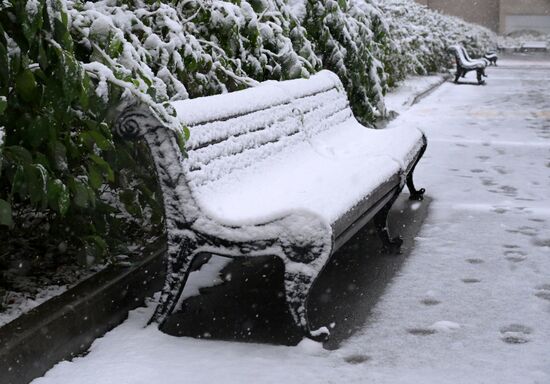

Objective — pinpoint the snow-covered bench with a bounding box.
[115,70,427,341]
[484,52,498,66]
[449,45,488,85]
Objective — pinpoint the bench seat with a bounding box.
[115,70,427,341]
[192,123,423,226]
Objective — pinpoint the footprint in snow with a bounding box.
[504,250,527,263]
[498,185,518,197]
[535,284,550,301]
[462,278,481,284]
[481,177,497,187]
[344,354,371,364]
[466,258,484,264]
[500,324,533,344]
[532,237,550,248]
[507,226,537,237]
[492,207,507,214]
[492,166,509,175]
[420,298,441,306]
[407,321,460,336]
[407,328,436,336]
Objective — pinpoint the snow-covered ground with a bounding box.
[31,57,550,384]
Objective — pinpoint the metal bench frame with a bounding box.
[115,78,427,341]
[484,52,498,66]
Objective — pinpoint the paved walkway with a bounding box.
[340,55,550,383]
[32,56,550,384]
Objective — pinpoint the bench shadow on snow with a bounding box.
[452,80,487,86]
[161,195,431,349]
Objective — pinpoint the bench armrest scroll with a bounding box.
[115,104,170,140]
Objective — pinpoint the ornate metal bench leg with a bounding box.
[454,70,461,83]
[149,234,197,327]
[283,266,329,342]
[477,69,487,85]
[406,142,426,201]
[407,173,426,201]
[374,195,403,253]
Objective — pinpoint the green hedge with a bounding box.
[0,0,495,270]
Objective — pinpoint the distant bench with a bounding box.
[449,45,488,85]
[115,71,427,340]
[484,52,498,66]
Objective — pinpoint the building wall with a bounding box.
[499,0,550,33]
[413,0,550,33]
[423,0,500,32]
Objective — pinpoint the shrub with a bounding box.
[0,0,496,272]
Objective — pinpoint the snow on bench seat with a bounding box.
[174,71,424,226]
[193,135,401,225]
[115,70,427,341]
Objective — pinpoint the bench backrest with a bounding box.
[171,71,352,190]
[450,45,488,69]
[450,45,482,69]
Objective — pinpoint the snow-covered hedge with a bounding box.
[0,0,496,267]
[302,0,390,121]
[376,0,496,87]
[66,0,496,124]
[498,32,550,50]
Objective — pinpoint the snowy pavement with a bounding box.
[32,56,550,384]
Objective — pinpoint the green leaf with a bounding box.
[7,145,33,164]
[47,179,70,215]
[26,117,50,148]
[50,141,68,171]
[70,178,90,209]
[12,166,27,199]
[88,130,114,151]
[88,164,103,189]
[176,130,187,155]
[38,40,49,70]
[0,199,13,228]
[182,125,190,141]
[83,235,108,263]
[79,75,90,109]
[0,41,9,89]
[109,38,123,58]
[139,73,152,87]
[53,18,73,50]
[15,69,38,102]
[24,164,47,205]
[119,189,142,218]
[0,96,6,115]
[89,154,114,182]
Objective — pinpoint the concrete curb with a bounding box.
[0,241,165,384]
